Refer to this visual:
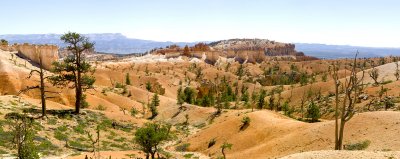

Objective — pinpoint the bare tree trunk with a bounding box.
[75,47,82,114]
[39,57,46,117]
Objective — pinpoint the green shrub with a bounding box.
[96,104,107,111]
[344,140,371,150]
[115,82,124,88]
[240,116,251,131]
[175,143,190,152]
[130,108,138,117]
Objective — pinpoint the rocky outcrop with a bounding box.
[1,44,59,70]
[209,39,300,56]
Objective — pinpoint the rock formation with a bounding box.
[1,43,59,70]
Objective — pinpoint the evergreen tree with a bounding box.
[183,87,196,104]
[306,100,320,122]
[149,93,160,119]
[257,89,267,109]
[125,73,131,85]
[146,81,152,92]
[49,32,95,114]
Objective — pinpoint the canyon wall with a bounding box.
[1,44,59,70]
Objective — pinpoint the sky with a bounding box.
[0,0,399,47]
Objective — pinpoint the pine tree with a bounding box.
[149,93,160,119]
[257,89,267,109]
[306,100,320,123]
[125,73,131,85]
[49,32,95,114]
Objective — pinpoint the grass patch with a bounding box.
[37,139,58,155]
[69,140,91,150]
[73,123,86,134]
[56,125,68,132]
[184,153,194,159]
[0,149,7,154]
[54,130,68,141]
[344,140,371,150]
[47,118,57,125]
[114,137,126,142]
[110,143,130,150]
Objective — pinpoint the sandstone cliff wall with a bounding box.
[0,44,59,70]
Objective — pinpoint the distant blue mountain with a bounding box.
[0,33,197,54]
[295,43,400,59]
[1,33,400,59]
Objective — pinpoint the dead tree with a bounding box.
[18,51,58,117]
[331,52,365,150]
[368,66,379,85]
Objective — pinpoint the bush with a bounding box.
[130,108,138,117]
[96,104,107,111]
[175,143,190,152]
[240,116,251,131]
[344,140,371,150]
[115,82,124,88]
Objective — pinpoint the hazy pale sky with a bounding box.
[1,0,399,47]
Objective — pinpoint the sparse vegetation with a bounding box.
[344,140,371,150]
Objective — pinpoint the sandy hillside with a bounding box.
[185,110,400,159]
[280,150,400,159]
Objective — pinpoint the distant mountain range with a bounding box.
[0,33,197,54]
[295,43,400,59]
[1,33,399,59]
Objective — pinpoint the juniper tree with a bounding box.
[49,32,95,114]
